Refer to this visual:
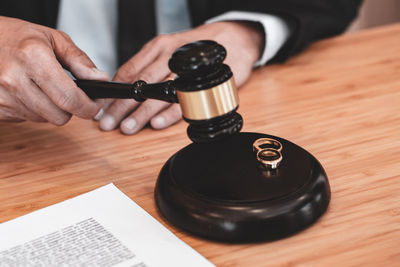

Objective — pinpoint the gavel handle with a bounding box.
[75,80,135,99]
[75,79,178,103]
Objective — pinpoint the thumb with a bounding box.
[51,30,110,81]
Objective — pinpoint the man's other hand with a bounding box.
[97,21,264,135]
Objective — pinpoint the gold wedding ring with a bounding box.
[253,138,283,170]
[252,138,282,153]
[256,149,282,170]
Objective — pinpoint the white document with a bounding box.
[0,184,214,267]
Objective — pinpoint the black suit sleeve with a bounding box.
[188,0,362,63]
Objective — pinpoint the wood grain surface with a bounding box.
[1,24,399,266]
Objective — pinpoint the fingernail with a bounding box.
[94,108,104,120]
[100,114,115,131]
[122,118,137,134]
[91,68,110,81]
[153,116,166,128]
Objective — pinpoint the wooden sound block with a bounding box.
[155,132,330,243]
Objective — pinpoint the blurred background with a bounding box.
[348,0,400,32]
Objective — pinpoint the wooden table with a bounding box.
[1,24,399,266]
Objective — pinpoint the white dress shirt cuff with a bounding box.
[206,11,291,67]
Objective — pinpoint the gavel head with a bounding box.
[168,40,243,143]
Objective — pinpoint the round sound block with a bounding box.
[155,132,330,243]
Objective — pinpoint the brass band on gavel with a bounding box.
[177,78,239,120]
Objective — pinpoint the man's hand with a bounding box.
[97,21,264,134]
[0,16,109,124]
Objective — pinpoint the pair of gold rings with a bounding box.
[253,138,283,170]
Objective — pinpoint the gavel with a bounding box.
[76,40,330,243]
[75,40,242,143]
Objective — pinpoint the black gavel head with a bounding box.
[168,40,243,143]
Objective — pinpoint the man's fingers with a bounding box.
[94,99,113,120]
[51,30,110,119]
[26,47,102,120]
[0,107,25,122]
[113,35,171,82]
[101,51,173,132]
[134,55,171,83]
[120,99,169,135]
[52,31,110,81]
[99,99,140,131]
[0,66,70,124]
[19,78,72,125]
[0,86,44,123]
[105,35,182,134]
[150,104,182,129]
[0,18,111,125]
